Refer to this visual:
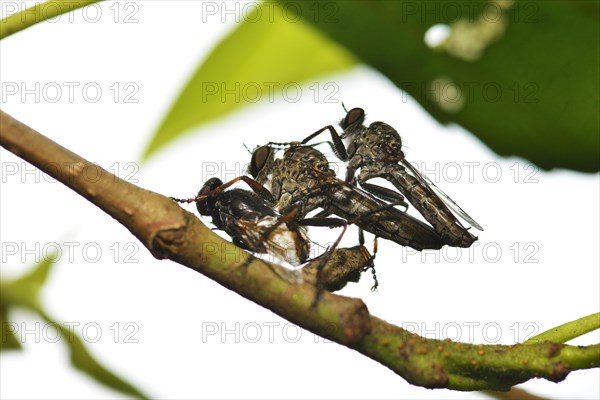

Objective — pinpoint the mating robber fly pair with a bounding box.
[171,106,483,302]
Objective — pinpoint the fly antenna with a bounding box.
[266,141,294,150]
[169,194,207,204]
[268,141,292,146]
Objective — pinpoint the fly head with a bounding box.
[340,107,366,132]
[196,177,222,216]
[249,145,274,183]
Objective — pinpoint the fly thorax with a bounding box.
[342,125,367,141]
[276,193,295,210]
[280,180,303,198]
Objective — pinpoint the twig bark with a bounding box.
[1,109,598,391]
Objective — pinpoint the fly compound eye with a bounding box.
[196,198,209,215]
[249,146,271,178]
[196,178,222,215]
[200,177,223,194]
[340,107,365,129]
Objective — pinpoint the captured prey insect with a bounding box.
[303,243,376,292]
[307,107,483,248]
[249,141,445,252]
[170,176,374,295]
[170,176,311,267]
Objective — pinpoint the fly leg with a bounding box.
[170,176,274,205]
[300,195,405,305]
[297,216,349,308]
[231,240,258,271]
[341,194,416,292]
[210,175,274,202]
[301,204,377,294]
[352,166,409,211]
[301,125,348,161]
[358,182,409,211]
[233,250,302,286]
[358,229,379,292]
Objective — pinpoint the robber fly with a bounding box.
[171,176,311,266]
[249,141,445,252]
[307,107,483,248]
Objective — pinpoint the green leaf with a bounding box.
[278,0,600,172]
[143,2,357,159]
[0,0,102,40]
[1,253,58,309]
[1,255,149,398]
[1,255,58,350]
[0,305,21,351]
[37,310,149,399]
[525,312,600,344]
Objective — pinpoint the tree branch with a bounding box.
[1,109,598,391]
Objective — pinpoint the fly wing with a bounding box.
[401,159,484,231]
[264,222,310,266]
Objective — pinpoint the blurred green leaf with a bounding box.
[38,309,149,399]
[1,254,57,309]
[1,255,148,399]
[143,2,357,159]
[0,0,102,40]
[278,0,600,172]
[525,312,600,344]
[0,255,57,350]
[0,305,21,351]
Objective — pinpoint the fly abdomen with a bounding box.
[386,166,477,247]
[356,207,444,251]
[326,181,444,251]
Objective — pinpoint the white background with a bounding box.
[1,2,599,399]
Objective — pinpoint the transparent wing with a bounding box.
[401,160,484,231]
[264,220,310,266]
